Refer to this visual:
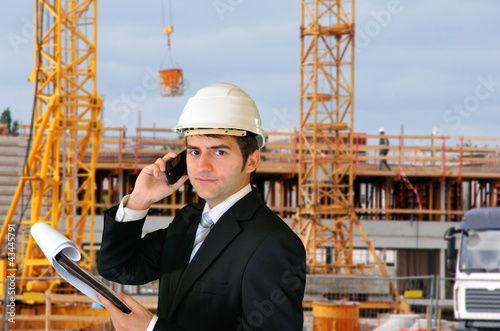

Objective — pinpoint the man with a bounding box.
[97,83,307,331]
[377,127,391,171]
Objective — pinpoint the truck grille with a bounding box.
[466,288,500,313]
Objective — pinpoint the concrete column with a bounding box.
[439,248,445,299]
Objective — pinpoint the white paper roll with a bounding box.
[30,222,99,302]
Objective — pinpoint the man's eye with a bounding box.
[189,150,199,156]
[215,150,226,156]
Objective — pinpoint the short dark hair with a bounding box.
[185,132,259,172]
[233,132,259,170]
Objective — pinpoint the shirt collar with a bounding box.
[202,184,252,224]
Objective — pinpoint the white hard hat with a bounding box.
[172,83,265,148]
[379,127,385,133]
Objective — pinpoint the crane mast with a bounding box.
[291,0,358,274]
[0,0,102,291]
[293,0,395,279]
[293,3,406,311]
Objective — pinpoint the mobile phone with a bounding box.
[165,150,187,184]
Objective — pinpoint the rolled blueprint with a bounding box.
[31,222,130,314]
[31,222,100,301]
[30,222,131,315]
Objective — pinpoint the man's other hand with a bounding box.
[97,292,154,331]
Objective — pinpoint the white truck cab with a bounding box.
[444,207,500,331]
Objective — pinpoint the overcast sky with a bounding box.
[1,0,500,143]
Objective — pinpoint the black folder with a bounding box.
[55,252,132,314]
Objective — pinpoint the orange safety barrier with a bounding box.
[312,301,360,331]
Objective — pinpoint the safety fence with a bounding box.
[303,275,455,331]
[0,275,473,331]
[38,126,500,179]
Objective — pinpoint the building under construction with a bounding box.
[73,129,500,278]
[75,128,500,273]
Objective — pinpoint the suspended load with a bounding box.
[159,67,184,96]
[158,2,186,97]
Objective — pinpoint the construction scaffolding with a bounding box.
[0,0,102,293]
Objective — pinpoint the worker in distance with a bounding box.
[97,83,307,331]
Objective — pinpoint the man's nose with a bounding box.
[197,153,213,172]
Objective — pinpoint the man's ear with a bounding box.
[245,150,260,174]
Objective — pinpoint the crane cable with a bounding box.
[160,0,178,69]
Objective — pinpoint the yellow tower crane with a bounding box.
[292,0,361,274]
[0,0,102,294]
[291,0,407,310]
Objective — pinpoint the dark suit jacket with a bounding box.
[97,188,306,331]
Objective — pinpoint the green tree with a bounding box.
[0,107,13,135]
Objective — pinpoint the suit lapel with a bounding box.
[167,188,263,317]
[166,214,200,307]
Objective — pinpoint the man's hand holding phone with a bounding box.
[126,151,189,210]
